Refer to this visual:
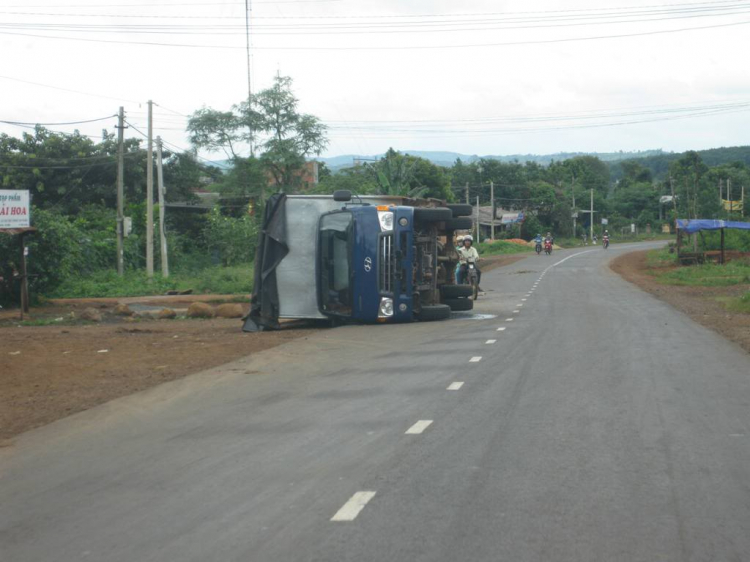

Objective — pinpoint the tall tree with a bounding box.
[187,75,328,198]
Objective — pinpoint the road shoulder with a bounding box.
[611,250,750,355]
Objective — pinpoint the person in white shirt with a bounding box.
[457,235,481,288]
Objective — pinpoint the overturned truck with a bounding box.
[243,191,475,331]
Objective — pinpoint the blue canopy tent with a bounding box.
[675,219,750,264]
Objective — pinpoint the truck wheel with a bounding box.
[443,297,473,311]
[443,217,474,231]
[440,284,473,298]
[416,304,451,321]
[413,207,452,224]
[446,204,473,217]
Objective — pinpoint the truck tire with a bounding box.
[446,204,473,217]
[413,207,452,224]
[416,304,451,321]
[443,297,473,311]
[440,284,474,298]
[443,217,474,231]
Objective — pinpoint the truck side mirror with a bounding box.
[333,190,352,202]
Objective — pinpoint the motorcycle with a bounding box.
[535,241,542,255]
[602,236,610,249]
[463,260,479,300]
[544,240,553,255]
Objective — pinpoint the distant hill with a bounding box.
[610,145,750,180]
[318,149,668,171]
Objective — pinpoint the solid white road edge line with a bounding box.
[406,420,434,434]
[447,382,464,390]
[331,491,377,522]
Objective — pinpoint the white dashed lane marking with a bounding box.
[522,298,527,301]
[497,327,506,331]
[513,310,520,313]
[331,491,377,522]
[469,356,482,362]
[405,420,434,434]
[485,339,496,344]
[506,318,514,322]
[447,382,464,390]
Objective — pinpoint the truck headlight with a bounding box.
[378,297,394,317]
[377,211,394,231]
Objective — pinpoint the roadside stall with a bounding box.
[675,219,750,265]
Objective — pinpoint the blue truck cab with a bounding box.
[244,192,474,331]
[318,203,415,323]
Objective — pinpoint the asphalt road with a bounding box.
[2,242,750,562]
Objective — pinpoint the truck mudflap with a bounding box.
[243,194,289,332]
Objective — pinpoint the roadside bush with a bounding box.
[0,207,84,305]
[202,208,258,266]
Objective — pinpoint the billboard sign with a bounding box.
[0,190,30,229]
[500,212,525,224]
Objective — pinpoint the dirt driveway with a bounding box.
[611,250,750,354]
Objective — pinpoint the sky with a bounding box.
[1,0,749,162]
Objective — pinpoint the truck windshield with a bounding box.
[319,212,353,316]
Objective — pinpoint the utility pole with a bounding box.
[742,185,746,217]
[146,100,154,278]
[116,107,126,276]
[571,175,576,237]
[490,181,495,241]
[589,188,594,243]
[465,182,469,205]
[475,195,480,240]
[156,137,169,278]
[728,178,732,215]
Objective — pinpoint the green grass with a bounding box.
[48,265,253,299]
[645,247,678,268]
[646,256,750,287]
[476,240,533,256]
[728,292,750,313]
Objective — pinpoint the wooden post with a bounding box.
[19,232,29,319]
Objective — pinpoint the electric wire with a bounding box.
[0,115,116,126]
[2,17,747,50]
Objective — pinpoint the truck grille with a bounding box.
[379,234,394,293]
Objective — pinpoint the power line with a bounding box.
[3,5,749,33]
[0,114,116,126]
[2,17,747,49]
[0,74,140,104]
[2,0,341,7]
[4,0,745,19]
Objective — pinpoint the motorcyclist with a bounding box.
[534,233,543,253]
[458,234,481,288]
[454,235,465,283]
[544,232,553,246]
[602,230,610,248]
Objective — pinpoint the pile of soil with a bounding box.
[611,250,750,354]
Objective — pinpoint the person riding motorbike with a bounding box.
[602,230,610,249]
[454,235,465,283]
[534,233,543,254]
[458,235,482,289]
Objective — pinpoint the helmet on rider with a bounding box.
[463,234,473,245]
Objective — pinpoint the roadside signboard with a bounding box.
[500,212,525,224]
[601,218,609,225]
[0,189,30,229]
